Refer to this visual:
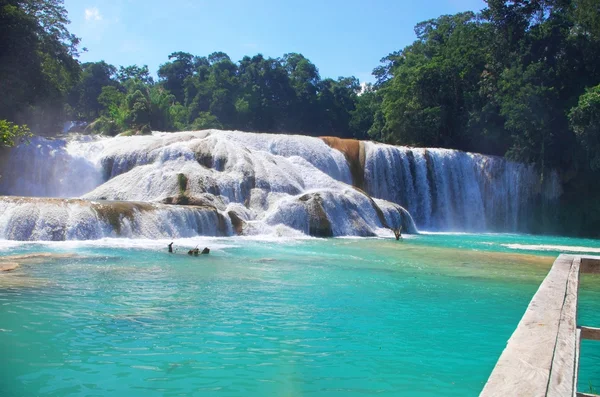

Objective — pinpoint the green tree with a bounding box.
[190,112,222,130]
[237,54,295,132]
[0,0,81,133]
[69,61,118,121]
[317,77,360,137]
[117,64,153,84]
[350,87,383,140]
[377,12,492,149]
[498,63,558,170]
[0,119,31,147]
[206,52,238,127]
[282,53,320,132]
[158,52,196,104]
[569,84,600,170]
[148,85,176,131]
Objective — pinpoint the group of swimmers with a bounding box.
[165,227,401,251]
[168,242,210,255]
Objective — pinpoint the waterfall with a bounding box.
[0,131,415,240]
[0,130,560,240]
[363,142,561,232]
[0,136,104,197]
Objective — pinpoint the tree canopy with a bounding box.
[0,0,80,133]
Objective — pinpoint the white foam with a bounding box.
[502,243,600,254]
[0,237,238,251]
[417,231,514,236]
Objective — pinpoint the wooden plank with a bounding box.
[480,254,575,397]
[580,326,600,341]
[547,256,580,397]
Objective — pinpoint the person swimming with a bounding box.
[186,246,209,256]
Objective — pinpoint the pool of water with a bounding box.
[1,233,599,396]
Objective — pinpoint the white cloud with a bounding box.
[84,7,102,21]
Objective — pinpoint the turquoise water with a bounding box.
[1,234,600,396]
[578,273,600,394]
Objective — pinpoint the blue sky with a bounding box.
[64,0,486,83]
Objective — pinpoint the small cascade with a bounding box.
[0,136,104,197]
[0,197,231,241]
[363,142,561,232]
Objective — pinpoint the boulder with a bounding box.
[299,193,333,237]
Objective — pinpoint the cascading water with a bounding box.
[0,136,104,197]
[0,130,416,240]
[0,197,230,240]
[0,130,561,240]
[363,142,562,231]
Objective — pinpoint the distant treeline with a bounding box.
[2,0,600,235]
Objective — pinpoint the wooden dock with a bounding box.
[480,254,600,397]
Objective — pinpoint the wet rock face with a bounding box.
[228,211,245,235]
[162,195,219,208]
[299,193,333,238]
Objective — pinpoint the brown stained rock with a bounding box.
[0,262,19,272]
[92,201,154,235]
[320,137,366,190]
[161,195,220,209]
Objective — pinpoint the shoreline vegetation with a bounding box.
[1,0,600,237]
